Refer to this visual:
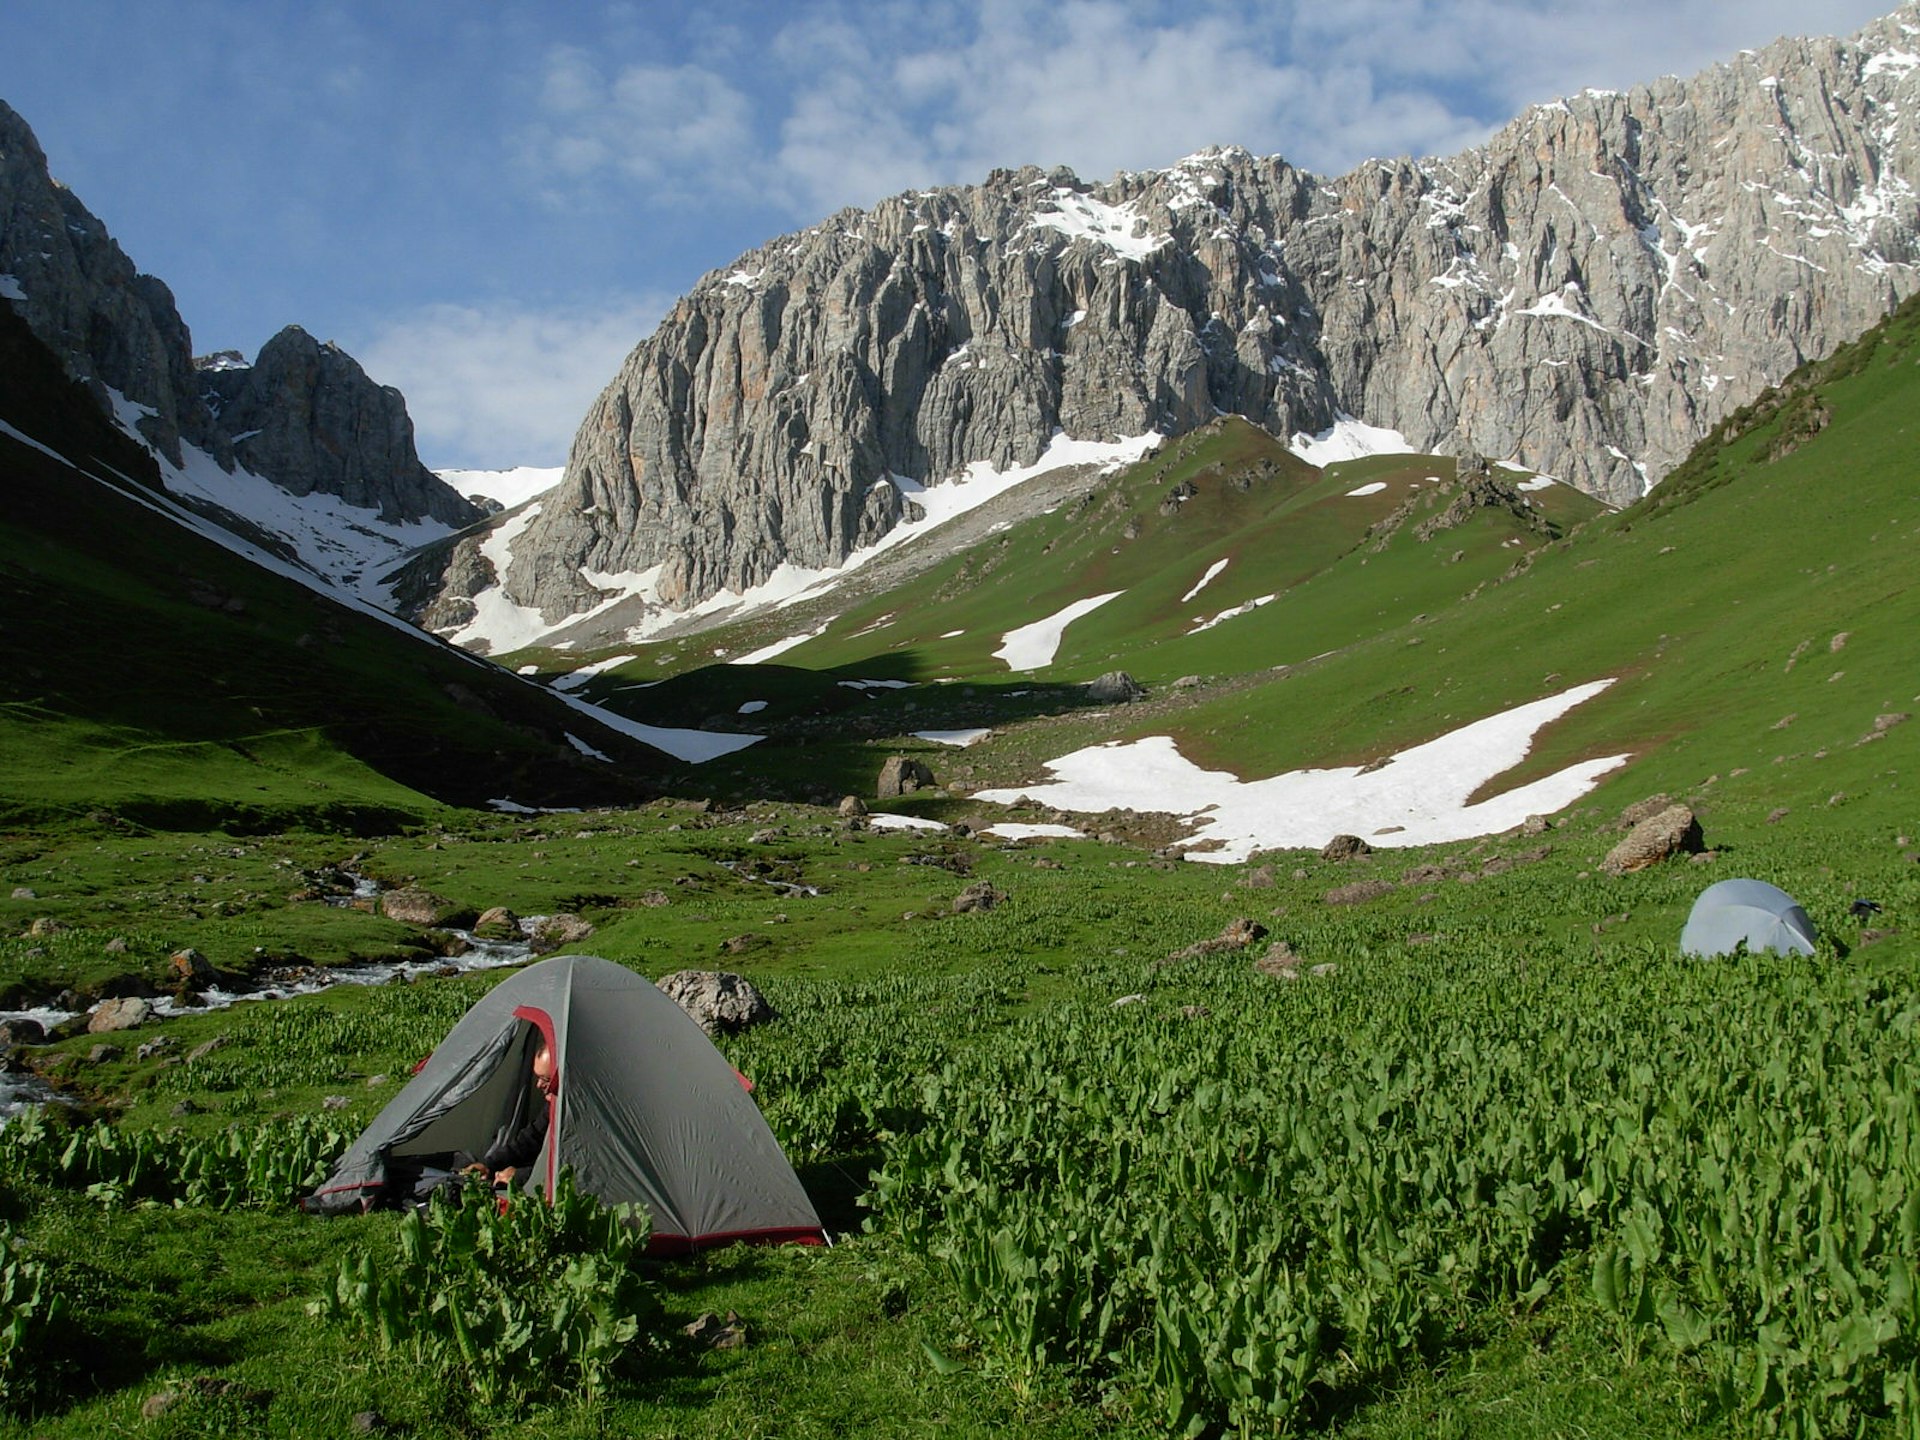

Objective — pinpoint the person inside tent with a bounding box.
[459,1034,558,1188]
[371,1025,558,1209]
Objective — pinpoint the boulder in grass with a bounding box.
[1602,806,1704,875]
[877,757,936,798]
[656,970,777,1036]
[0,1018,46,1047]
[952,882,1006,914]
[1084,671,1145,704]
[1611,794,1673,831]
[1160,918,1268,966]
[473,906,520,939]
[380,887,471,927]
[87,997,153,1033]
[1320,834,1371,862]
[529,913,594,952]
[169,948,215,986]
[1325,879,1396,906]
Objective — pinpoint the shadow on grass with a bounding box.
[795,1147,882,1238]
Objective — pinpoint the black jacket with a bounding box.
[479,1098,550,1172]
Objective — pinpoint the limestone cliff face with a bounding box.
[200,327,481,528]
[486,5,1920,630]
[0,99,220,468]
[0,99,480,536]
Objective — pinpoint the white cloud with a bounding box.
[515,1,1897,226]
[522,44,761,201]
[350,296,666,470]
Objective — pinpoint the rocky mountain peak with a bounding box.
[432,5,1916,650]
[199,325,483,529]
[0,99,481,543]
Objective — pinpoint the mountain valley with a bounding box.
[1,9,1918,1438]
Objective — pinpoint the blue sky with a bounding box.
[0,0,1896,470]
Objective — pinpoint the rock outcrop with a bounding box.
[200,327,481,527]
[655,969,777,1035]
[445,7,1920,635]
[0,100,219,468]
[0,100,481,542]
[1603,805,1706,874]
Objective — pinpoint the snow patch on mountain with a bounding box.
[452,432,1161,654]
[916,728,993,747]
[729,622,830,664]
[994,592,1124,670]
[1180,558,1230,603]
[1029,190,1169,261]
[553,654,637,692]
[1288,416,1416,467]
[1190,594,1276,634]
[436,465,564,509]
[103,389,460,606]
[974,681,1628,862]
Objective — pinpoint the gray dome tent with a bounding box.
[1679,878,1817,958]
[305,954,824,1253]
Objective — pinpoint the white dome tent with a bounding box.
[1679,878,1818,958]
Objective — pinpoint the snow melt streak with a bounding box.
[994,592,1124,670]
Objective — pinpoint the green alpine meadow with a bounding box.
[1,240,1916,1438]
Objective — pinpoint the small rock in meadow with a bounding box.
[656,970,777,1035]
[1766,808,1790,824]
[952,881,1005,914]
[136,1036,175,1061]
[0,1018,44,1046]
[322,1095,350,1111]
[86,1043,123,1064]
[169,948,215,986]
[529,913,594,952]
[1253,941,1301,977]
[1162,918,1268,966]
[1320,834,1372,861]
[381,887,465,926]
[9,887,34,900]
[142,1389,181,1420]
[1324,879,1396,906]
[683,1310,748,1350]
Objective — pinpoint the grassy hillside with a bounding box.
[531,293,1913,857]
[0,305,679,832]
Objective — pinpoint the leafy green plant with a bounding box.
[0,1108,350,1210]
[0,1221,68,1411]
[311,1170,655,1412]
